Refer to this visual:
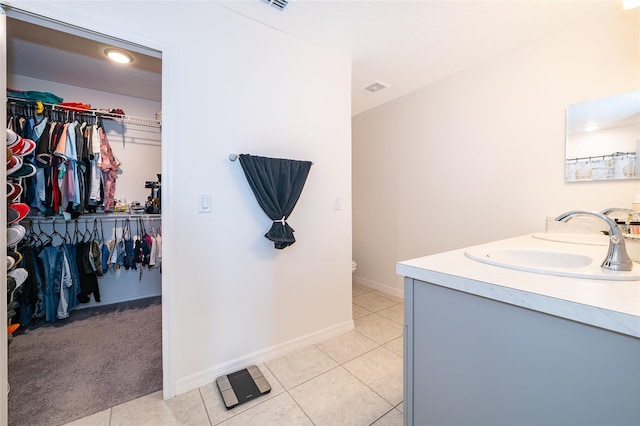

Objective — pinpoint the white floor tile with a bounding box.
[265,345,338,389]
[377,303,404,324]
[384,336,404,357]
[344,346,403,406]
[352,282,372,297]
[217,392,312,426]
[374,291,404,304]
[353,303,372,319]
[110,390,209,426]
[353,292,397,312]
[371,407,404,426]
[316,330,378,364]
[200,363,285,425]
[355,313,403,345]
[63,408,111,426]
[289,367,392,426]
[164,388,212,426]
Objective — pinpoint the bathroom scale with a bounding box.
[216,365,271,409]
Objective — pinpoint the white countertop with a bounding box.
[396,234,640,338]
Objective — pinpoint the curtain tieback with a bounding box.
[274,216,286,227]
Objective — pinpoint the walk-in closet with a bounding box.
[5,11,163,425]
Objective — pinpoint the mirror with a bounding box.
[565,90,640,182]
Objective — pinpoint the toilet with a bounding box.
[352,260,357,274]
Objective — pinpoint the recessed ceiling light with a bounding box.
[105,48,133,64]
[584,122,600,132]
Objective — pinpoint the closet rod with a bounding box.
[22,214,162,224]
[7,96,161,129]
[228,153,314,165]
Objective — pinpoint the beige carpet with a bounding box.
[8,296,162,426]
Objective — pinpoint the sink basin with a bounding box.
[465,246,640,281]
[532,232,608,246]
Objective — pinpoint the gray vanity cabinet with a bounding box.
[403,277,640,426]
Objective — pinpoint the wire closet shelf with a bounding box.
[7,96,161,130]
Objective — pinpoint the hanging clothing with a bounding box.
[59,120,81,217]
[99,127,119,212]
[148,235,158,267]
[57,248,73,319]
[17,246,43,326]
[7,113,121,218]
[37,244,80,323]
[32,117,50,214]
[88,124,102,209]
[238,154,312,249]
[76,241,101,304]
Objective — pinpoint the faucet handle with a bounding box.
[555,210,633,272]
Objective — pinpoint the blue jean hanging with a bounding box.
[123,219,136,270]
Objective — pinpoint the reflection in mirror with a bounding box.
[565,90,640,182]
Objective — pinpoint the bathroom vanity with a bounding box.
[397,234,640,426]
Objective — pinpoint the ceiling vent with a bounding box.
[260,0,289,11]
[364,81,388,93]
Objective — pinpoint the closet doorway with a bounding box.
[4,8,164,425]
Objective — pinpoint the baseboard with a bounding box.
[352,275,404,299]
[174,319,355,395]
[71,291,163,310]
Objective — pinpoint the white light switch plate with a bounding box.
[199,193,212,213]
[333,197,342,210]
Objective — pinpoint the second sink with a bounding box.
[465,244,640,281]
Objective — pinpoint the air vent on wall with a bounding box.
[260,0,289,11]
[364,81,388,93]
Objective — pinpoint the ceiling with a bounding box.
[6,1,623,115]
[6,16,163,103]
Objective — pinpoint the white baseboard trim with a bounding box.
[352,275,404,299]
[174,319,354,395]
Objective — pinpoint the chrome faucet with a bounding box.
[555,210,633,272]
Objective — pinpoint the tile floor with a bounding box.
[64,283,404,426]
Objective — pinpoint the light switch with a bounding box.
[199,193,212,213]
[333,197,342,210]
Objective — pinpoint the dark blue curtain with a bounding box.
[239,154,312,249]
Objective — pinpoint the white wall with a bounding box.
[353,6,640,296]
[6,0,353,401]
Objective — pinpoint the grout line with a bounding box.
[260,363,287,394]
[367,405,398,426]
[338,363,397,416]
[273,351,342,391]
[285,388,317,425]
[198,387,214,426]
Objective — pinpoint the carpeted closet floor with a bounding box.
[8,296,162,426]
